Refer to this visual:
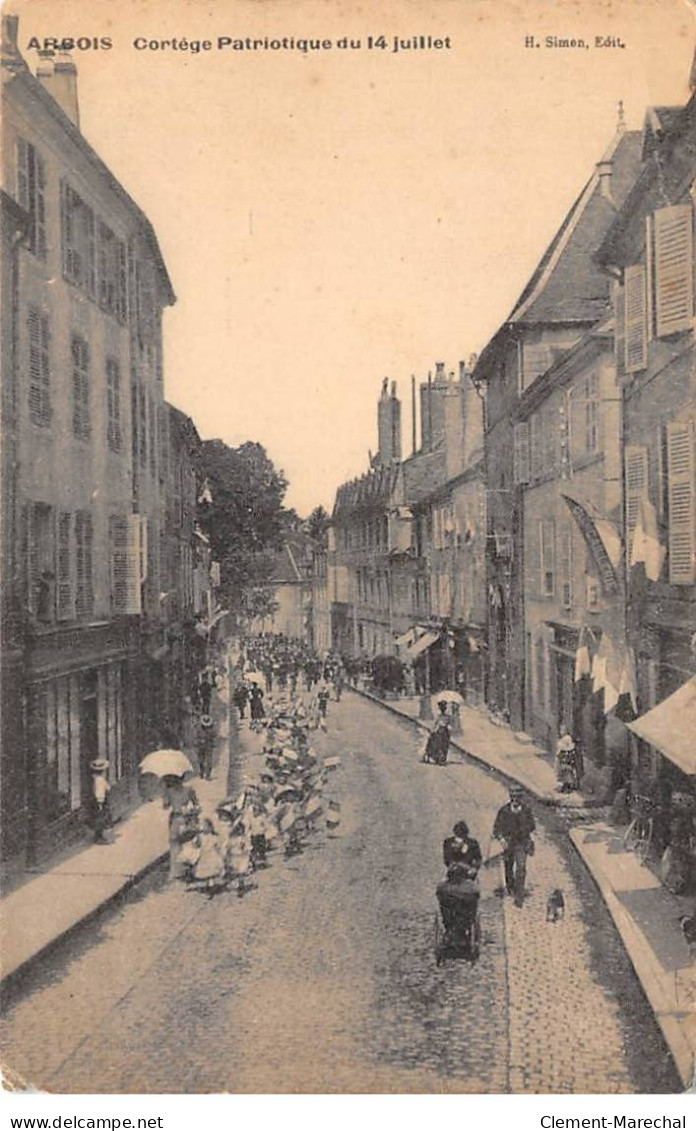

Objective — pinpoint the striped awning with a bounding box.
[406,630,439,659]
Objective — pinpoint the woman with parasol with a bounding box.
[140,749,200,880]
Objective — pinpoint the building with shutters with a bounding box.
[472,114,642,732]
[597,92,696,795]
[1,19,176,867]
[514,318,627,780]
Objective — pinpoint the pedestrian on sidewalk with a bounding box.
[492,785,536,907]
[555,733,582,793]
[88,759,112,844]
[250,683,265,730]
[424,701,451,765]
[233,681,250,720]
[197,714,215,780]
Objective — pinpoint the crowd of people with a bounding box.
[163,642,342,898]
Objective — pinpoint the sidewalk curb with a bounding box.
[348,686,586,809]
[0,848,169,1002]
[568,827,694,1090]
[1,681,235,1000]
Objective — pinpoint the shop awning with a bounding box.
[394,627,417,649]
[406,630,439,659]
[627,677,696,776]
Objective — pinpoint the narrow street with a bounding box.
[1,694,680,1094]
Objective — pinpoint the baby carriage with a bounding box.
[434,864,481,965]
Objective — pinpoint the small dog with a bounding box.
[546,888,566,922]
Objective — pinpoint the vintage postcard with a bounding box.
[1,0,695,1099]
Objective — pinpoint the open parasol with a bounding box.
[431,690,464,709]
[139,749,194,779]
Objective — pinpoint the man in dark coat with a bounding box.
[492,785,535,907]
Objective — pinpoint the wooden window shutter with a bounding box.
[625,265,647,373]
[561,525,573,609]
[530,413,541,479]
[117,241,127,324]
[667,419,695,585]
[75,511,94,617]
[60,180,72,280]
[613,282,626,381]
[56,512,73,620]
[35,152,46,259]
[645,214,655,341]
[654,204,694,337]
[125,515,142,614]
[625,445,648,562]
[110,516,128,614]
[28,307,51,426]
[513,422,530,485]
[17,137,29,210]
[139,515,148,583]
[26,503,37,612]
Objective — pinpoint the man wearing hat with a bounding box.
[197,714,215,780]
[89,759,111,844]
[492,785,535,907]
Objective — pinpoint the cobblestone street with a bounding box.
[0,694,680,1093]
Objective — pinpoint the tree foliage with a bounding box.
[306,505,330,547]
[198,440,289,618]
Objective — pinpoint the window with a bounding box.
[583,372,600,453]
[624,445,648,564]
[106,358,122,452]
[25,502,54,619]
[131,373,139,470]
[540,519,555,597]
[17,137,46,258]
[535,636,546,711]
[513,422,530,485]
[99,665,124,781]
[139,384,147,467]
[135,261,156,348]
[30,676,81,820]
[667,419,695,585]
[149,395,157,479]
[61,182,96,296]
[613,281,626,382]
[71,335,90,441]
[560,525,573,609]
[97,222,127,322]
[654,204,693,337]
[530,414,542,479]
[27,307,51,427]
[75,511,94,618]
[543,407,558,475]
[586,575,600,610]
[625,265,647,373]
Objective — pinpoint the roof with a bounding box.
[474,127,642,379]
[597,94,696,269]
[510,130,642,325]
[267,537,317,585]
[2,48,175,305]
[332,463,400,519]
[627,676,696,775]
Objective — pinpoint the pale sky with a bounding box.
[10,0,696,513]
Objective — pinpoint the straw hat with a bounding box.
[90,759,109,771]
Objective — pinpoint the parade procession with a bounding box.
[1,0,696,1102]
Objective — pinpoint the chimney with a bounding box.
[36,49,80,128]
[596,157,614,204]
[411,375,417,456]
[459,358,484,466]
[444,385,465,480]
[377,378,401,464]
[2,14,26,71]
[420,371,433,451]
[421,361,451,452]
